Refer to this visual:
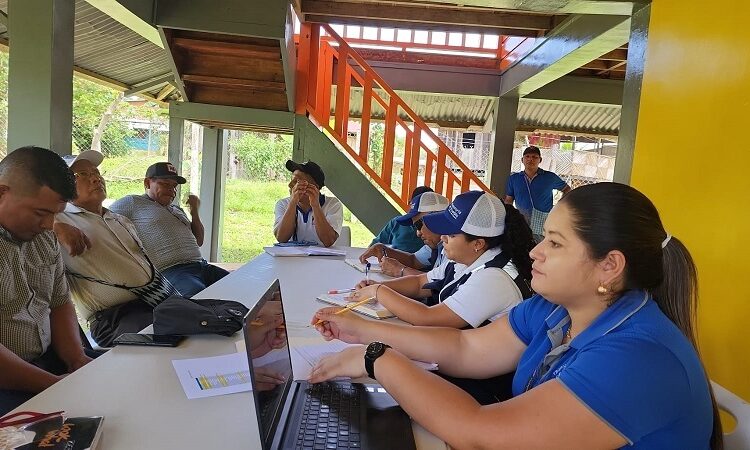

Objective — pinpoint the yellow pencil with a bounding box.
[312,297,374,326]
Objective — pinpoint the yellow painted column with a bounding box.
[631,0,750,400]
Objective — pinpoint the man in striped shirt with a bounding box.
[0,147,98,415]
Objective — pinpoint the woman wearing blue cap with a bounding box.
[310,183,721,449]
[350,190,535,330]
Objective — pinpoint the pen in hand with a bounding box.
[312,297,374,327]
[365,262,371,284]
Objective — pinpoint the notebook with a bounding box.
[344,259,383,273]
[264,246,347,257]
[243,280,416,450]
[316,293,395,319]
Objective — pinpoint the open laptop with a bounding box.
[243,279,416,450]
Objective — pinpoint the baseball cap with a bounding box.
[145,162,187,184]
[522,146,541,156]
[286,160,325,188]
[62,150,104,168]
[423,190,506,237]
[395,191,450,225]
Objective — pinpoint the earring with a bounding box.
[597,285,609,295]
[475,248,479,253]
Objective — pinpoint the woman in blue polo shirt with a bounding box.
[349,190,535,329]
[310,182,721,449]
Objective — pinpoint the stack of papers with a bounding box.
[264,246,346,257]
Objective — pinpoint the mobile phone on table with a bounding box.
[112,333,185,347]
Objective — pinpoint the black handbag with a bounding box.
[152,295,248,336]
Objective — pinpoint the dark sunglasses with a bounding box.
[412,218,424,231]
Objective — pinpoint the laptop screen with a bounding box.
[243,280,294,450]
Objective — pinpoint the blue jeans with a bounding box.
[0,347,101,415]
[161,259,229,298]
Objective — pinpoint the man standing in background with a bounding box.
[504,145,570,240]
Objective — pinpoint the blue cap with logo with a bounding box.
[422,190,506,237]
[395,191,450,225]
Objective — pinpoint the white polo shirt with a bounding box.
[426,247,522,328]
[56,204,152,320]
[273,195,344,245]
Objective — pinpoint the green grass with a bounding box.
[97,155,373,263]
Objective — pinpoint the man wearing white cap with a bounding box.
[54,151,176,347]
[358,190,450,277]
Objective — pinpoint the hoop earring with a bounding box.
[597,285,609,295]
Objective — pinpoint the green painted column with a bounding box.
[7,0,74,154]
[168,111,185,201]
[198,127,227,262]
[614,4,650,184]
[486,95,519,196]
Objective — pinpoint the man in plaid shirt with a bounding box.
[0,147,98,415]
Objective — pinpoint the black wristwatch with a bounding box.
[364,341,391,380]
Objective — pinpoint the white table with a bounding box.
[11,247,446,449]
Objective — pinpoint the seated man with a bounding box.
[54,151,173,347]
[274,160,343,247]
[359,191,449,277]
[0,146,98,415]
[369,186,433,253]
[109,162,228,298]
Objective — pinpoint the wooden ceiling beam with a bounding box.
[596,60,627,75]
[598,48,628,61]
[301,0,555,31]
[305,15,541,38]
[182,74,286,92]
[172,37,280,60]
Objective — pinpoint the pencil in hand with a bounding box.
[312,297,374,327]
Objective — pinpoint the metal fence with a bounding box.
[439,129,617,189]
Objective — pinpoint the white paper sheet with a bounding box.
[172,352,252,399]
[264,246,346,257]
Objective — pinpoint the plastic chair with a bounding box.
[712,381,750,450]
[335,225,351,246]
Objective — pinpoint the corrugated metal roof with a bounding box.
[74,1,171,90]
[343,88,496,126]
[518,99,621,135]
[341,88,621,135]
[0,0,172,96]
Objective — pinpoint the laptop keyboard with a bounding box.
[295,382,363,450]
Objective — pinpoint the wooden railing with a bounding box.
[296,23,492,210]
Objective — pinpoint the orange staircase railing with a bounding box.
[296,23,492,210]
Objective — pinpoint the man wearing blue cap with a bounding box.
[274,160,343,247]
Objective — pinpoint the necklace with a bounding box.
[565,327,572,343]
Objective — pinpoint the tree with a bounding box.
[72,77,134,157]
[368,123,385,172]
[232,132,293,180]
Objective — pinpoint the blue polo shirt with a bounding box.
[370,217,424,253]
[505,169,567,215]
[508,291,713,449]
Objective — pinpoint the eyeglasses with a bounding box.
[73,170,103,180]
[413,218,424,231]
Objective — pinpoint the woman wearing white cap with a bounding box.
[310,183,721,449]
[351,190,535,330]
